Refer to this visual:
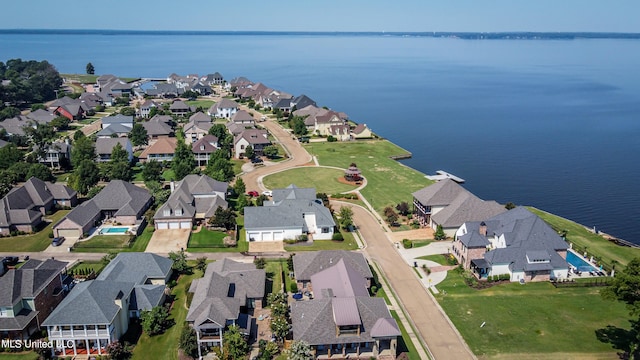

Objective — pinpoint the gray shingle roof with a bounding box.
[95,137,131,156]
[244,198,334,231]
[271,184,316,202]
[310,259,369,299]
[209,99,239,114]
[96,123,131,137]
[191,135,218,154]
[155,175,228,220]
[142,119,173,136]
[97,252,172,284]
[293,251,372,282]
[412,179,470,207]
[431,194,506,229]
[102,114,133,126]
[0,259,65,307]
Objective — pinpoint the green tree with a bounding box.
[253,257,267,269]
[384,206,398,225]
[209,206,236,230]
[270,315,290,341]
[71,136,96,168]
[172,140,195,181]
[0,143,23,169]
[140,306,170,336]
[236,194,250,215]
[128,123,148,146]
[255,194,268,206]
[434,224,447,240]
[505,202,516,210]
[120,106,136,116]
[204,150,234,182]
[233,177,246,195]
[87,185,104,199]
[8,162,31,182]
[195,257,208,273]
[263,145,278,158]
[288,340,313,360]
[214,325,249,360]
[396,201,410,216]
[51,116,71,130]
[169,249,189,274]
[244,145,255,159]
[26,163,53,181]
[86,62,95,75]
[179,325,199,359]
[104,142,132,181]
[105,341,131,360]
[142,160,163,183]
[70,159,100,194]
[338,206,354,230]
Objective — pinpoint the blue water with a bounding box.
[2,32,639,243]
[566,251,598,272]
[104,227,128,234]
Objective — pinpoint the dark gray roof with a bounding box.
[155,175,227,220]
[0,177,60,227]
[95,137,131,155]
[192,135,218,154]
[291,297,399,346]
[244,198,334,231]
[97,252,173,284]
[45,181,77,200]
[293,251,372,282]
[170,100,189,110]
[27,109,56,124]
[271,184,316,202]
[0,116,32,136]
[129,285,166,310]
[96,123,131,137]
[412,179,470,207]
[0,259,65,307]
[102,114,133,126]
[187,259,265,328]
[142,119,173,136]
[431,194,506,229]
[291,94,317,109]
[60,199,100,229]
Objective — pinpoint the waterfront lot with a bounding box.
[304,140,432,213]
[263,167,358,194]
[436,268,629,358]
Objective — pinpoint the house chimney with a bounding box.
[479,222,487,236]
[170,181,175,192]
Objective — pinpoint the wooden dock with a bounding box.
[425,170,465,183]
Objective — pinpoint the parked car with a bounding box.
[262,190,272,197]
[251,157,263,164]
[2,256,19,266]
[51,237,65,247]
[247,190,259,197]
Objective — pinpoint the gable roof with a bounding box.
[97,252,173,284]
[0,259,65,307]
[142,118,173,136]
[155,175,228,221]
[293,250,372,282]
[0,177,70,228]
[189,112,211,123]
[234,129,270,146]
[209,99,239,113]
[431,193,506,229]
[139,137,177,158]
[102,114,133,126]
[191,135,218,154]
[311,259,369,299]
[412,179,470,207]
[231,110,255,123]
[95,138,131,155]
[291,94,317,109]
[169,100,190,111]
[271,184,316,202]
[96,123,132,137]
[244,197,335,232]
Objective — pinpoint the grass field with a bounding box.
[69,260,105,275]
[436,268,630,358]
[131,267,202,360]
[73,234,131,250]
[187,218,248,253]
[265,259,295,294]
[0,353,39,360]
[305,140,432,213]
[530,207,640,270]
[186,99,215,110]
[187,228,228,247]
[285,232,358,252]
[0,210,69,252]
[263,167,358,194]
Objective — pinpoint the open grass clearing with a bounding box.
[530,207,640,270]
[0,210,69,252]
[186,99,215,110]
[305,140,432,214]
[436,268,630,358]
[188,228,228,247]
[131,266,202,360]
[73,234,131,250]
[263,167,358,194]
[187,217,248,253]
[265,259,295,295]
[69,260,105,275]
[285,232,358,252]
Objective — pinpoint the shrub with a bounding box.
[402,239,412,249]
[48,231,54,238]
[370,285,378,295]
[332,232,344,241]
[290,282,298,293]
[297,234,308,241]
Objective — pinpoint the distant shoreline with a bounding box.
[1,29,640,40]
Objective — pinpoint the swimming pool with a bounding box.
[102,227,129,234]
[566,251,598,272]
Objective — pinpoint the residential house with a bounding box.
[329,124,351,141]
[352,124,373,139]
[227,76,252,90]
[53,180,152,239]
[290,251,399,359]
[274,98,292,113]
[314,111,347,136]
[292,250,373,293]
[290,94,317,110]
[139,100,158,118]
[142,116,174,140]
[192,135,219,166]
[244,184,335,242]
[26,109,56,125]
[39,140,71,168]
[138,137,177,163]
[226,122,251,137]
[412,179,506,237]
[51,97,87,121]
[146,83,181,98]
[0,116,32,136]
[0,177,77,235]
[186,259,265,358]
[230,110,255,125]
[170,100,191,114]
[452,207,569,282]
[100,115,133,131]
[0,259,68,340]
[154,174,228,230]
[43,253,172,357]
[201,72,224,85]
[234,129,270,159]
[95,138,133,162]
[191,83,212,96]
[208,99,239,118]
[184,112,212,143]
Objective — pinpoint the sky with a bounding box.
[3,1,640,33]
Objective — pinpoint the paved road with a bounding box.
[346,203,476,360]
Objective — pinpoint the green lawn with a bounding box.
[187,218,248,253]
[263,167,358,194]
[436,268,630,358]
[390,310,422,360]
[232,159,244,175]
[285,232,358,252]
[162,169,176,181]
[0,353,39,360]
[131,268,202,360]
[0,210,69,252]
[187,228,227,247]
[186,99,215,110]
[73,234,131,251]
[530,207,640,270]
[61,73,98,84]
[69,260,105,275]
[265,259,295,294]
[128,227,154,252]
[415,254,455,265]
[305,140,432,214]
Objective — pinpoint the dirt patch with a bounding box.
[336,176,361,186]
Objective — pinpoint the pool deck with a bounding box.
[566,248,607,277]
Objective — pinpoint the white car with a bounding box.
[262,190,272,197]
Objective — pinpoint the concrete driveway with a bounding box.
[145,229,191,253]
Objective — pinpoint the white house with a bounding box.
[207,98,239,118]
[244,185,335,242]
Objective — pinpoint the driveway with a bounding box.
[145,229,191,253]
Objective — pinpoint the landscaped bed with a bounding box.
[435,267,630,358]
[262,167,358,194]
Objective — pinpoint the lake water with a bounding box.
[2,32,639,243]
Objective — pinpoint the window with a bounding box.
[322,227,330,233]
[163,209,171,216]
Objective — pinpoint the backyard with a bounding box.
[435,267,630,358]
[262,167,358,194]
[0,210,69,252]
[72,227,153,253]
[304,140,432,214]
[187,219,248,253]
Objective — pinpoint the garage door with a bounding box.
[180,222,191,229]
[169,222,180,229]
[274,232,284,241]
[247,232,260,242]
[157,223,168,230]
[57,229,81,239]
[263,232,273,241]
